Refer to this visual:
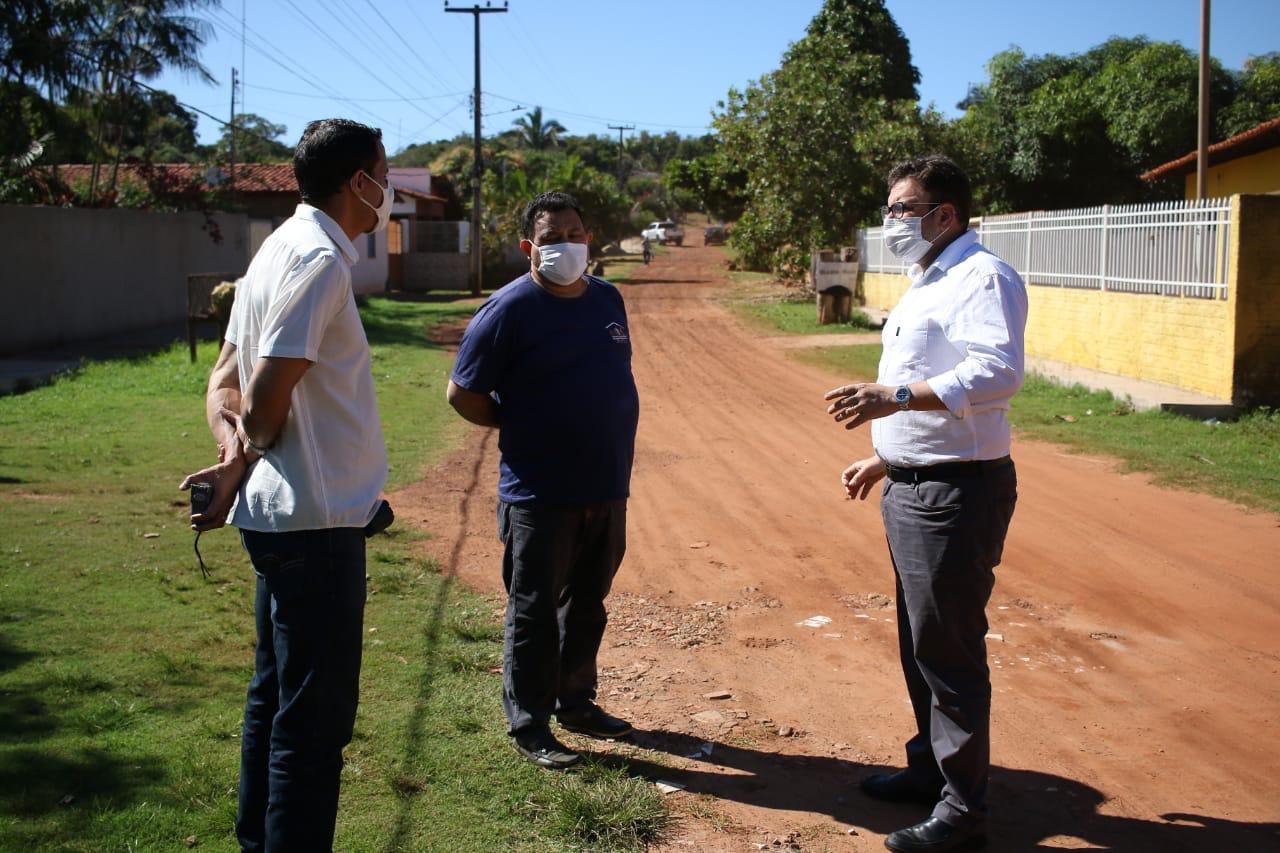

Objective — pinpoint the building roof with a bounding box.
[54,163,450,204]
[55,162,299,193]
[1140,115,1280,181]
[394,185,447,204]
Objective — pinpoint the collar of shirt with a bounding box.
[294,203,359,267]
[908,229,979,286]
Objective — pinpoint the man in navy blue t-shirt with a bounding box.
[447,191,640,769]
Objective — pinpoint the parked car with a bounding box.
[641,220,684,246]
[703,224,730,245]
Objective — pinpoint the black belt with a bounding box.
[884,455,1012,484]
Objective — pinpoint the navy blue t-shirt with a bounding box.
[451,274,640,504]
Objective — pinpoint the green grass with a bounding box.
[794,344,1280,513]
[721,268,873,335]
[0,295,672,851]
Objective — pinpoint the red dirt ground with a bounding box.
[391,228,1280,852]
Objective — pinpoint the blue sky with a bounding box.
[155,0,1280,154]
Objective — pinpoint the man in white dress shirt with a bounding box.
[825,155,1027,852]
[181,118,392,851]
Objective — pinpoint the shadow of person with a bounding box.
[578,729,1280,852]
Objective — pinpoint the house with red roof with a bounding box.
[1141,116,1280,198]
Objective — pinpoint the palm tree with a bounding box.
[512,106,566,151]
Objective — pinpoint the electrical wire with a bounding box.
[483,90,714,132]
[245,82,468,103]
[358,0,458,95]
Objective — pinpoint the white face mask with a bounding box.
[883,207,942,264]
[533,241,590,286]
[356,170,393,234]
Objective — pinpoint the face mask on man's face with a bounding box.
[533,241,589,285]
[356,171,394,234]
[883,205,944,264]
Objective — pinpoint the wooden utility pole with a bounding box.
[1197,0,1211,199]
[608,124,634,188]
[445,1,508,297]
[229,66,238,185]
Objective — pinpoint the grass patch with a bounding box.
[721,267,873,335]
[793,344,1280,513]
[529,761,672,850]
[0,295,671,851]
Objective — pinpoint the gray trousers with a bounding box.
[497,499,627,735]
[881,460,1017,828]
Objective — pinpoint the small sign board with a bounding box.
[811,248,859,293]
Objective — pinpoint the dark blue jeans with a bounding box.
[236,527,367,853]
[498,500,627,735]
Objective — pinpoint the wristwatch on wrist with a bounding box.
[894,385,912,411]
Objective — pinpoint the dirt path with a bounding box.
[392,231,1280,852]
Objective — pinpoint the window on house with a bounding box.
[367,233,377,258]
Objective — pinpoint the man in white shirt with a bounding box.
[824,155,1027,852]
[180,118,392,852]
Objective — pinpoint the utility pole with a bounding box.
[229,66,238,185]
[445,1,509,297]
[1196,0,1211,199]
[608,124,634,188]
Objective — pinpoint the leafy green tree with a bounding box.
[512,106,566,150]
[712,0,930,274]
[663,151,746,222]
[206,112,292,163]
[1219,52,1280,137]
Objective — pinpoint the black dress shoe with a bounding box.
[556,703,633,739]
[860,770,943,806]
[512,726,581,769]
[884,816,985,852]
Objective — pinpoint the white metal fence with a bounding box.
[857,198,1233,299]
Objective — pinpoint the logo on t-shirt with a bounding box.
[606,322,629,343]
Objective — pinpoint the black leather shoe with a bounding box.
[556,703,633,739]
[860,770,943,806]
[884,816,986,852]
[512,726,582,769]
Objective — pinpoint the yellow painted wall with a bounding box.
[1231,194,1280,406]
[858,196,1280,403]
[859,262,1236,401]
[1183,146,1280,198]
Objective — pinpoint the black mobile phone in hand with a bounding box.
[190,482,214,517]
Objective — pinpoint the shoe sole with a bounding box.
[557,721,634,740]
[513,743,582,770]
[884,833,986,852]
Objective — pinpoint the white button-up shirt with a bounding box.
[225,204,388,532]
[871,229,1028,467]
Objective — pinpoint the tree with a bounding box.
[512,106,566,151]
[712,0,932,275]
[954,38,1239,212]
[207,112,291,163]
[1219,52,1280,137]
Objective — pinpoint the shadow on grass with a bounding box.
[382,429,495,852]
[0,746,166,819]
[601,729,1280,852]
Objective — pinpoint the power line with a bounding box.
[63,47,283,152]
[399,0,467,90]
[359,0,458,95]
[276,0,452,128]
[245,82,468,103]
[203,8,398,129]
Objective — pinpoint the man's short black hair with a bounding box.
[293,119,383,204]
[887,154,972,225]
[521,191,584,239]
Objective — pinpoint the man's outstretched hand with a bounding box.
[824,382,897,430]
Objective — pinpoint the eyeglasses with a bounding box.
[879,202,943,220]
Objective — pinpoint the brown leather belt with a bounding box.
[884,455,1012,484]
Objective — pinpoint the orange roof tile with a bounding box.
[53,162,299,194]
[1140,115,1280,181]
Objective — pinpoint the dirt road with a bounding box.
[394,231,1280,851]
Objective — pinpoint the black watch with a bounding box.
[894,385,912,411]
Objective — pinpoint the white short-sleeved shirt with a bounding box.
[871,229,1028,467]
[225,204,387,532]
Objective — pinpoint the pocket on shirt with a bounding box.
[890,321,931,370]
